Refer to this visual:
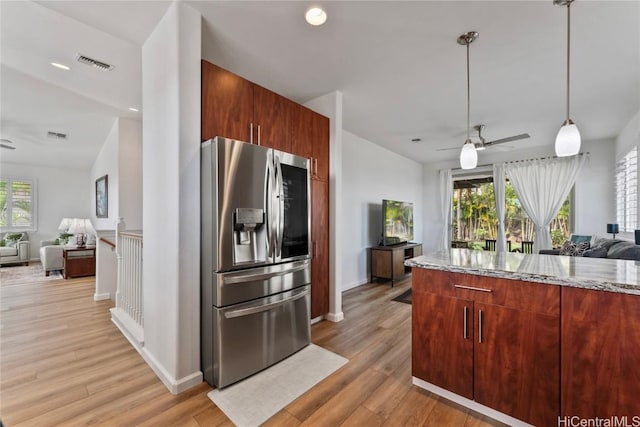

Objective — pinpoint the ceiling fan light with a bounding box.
[460,140,478,169]
[555,121,581,157]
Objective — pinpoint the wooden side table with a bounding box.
[63,246,96,279]
[370,243,422,286]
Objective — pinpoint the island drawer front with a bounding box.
[412,268,559,316]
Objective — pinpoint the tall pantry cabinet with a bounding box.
[201,60,330,319]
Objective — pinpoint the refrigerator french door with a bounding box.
[201,137,311,388]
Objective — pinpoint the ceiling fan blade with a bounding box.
[484,133,530,146]
[436,147,461,151]
[0,144,16,150]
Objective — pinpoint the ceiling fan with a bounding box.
[0,138,16,150]
[437,125,530,151]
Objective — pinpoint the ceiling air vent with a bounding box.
[75,54,114,71]
[47,131,68,140]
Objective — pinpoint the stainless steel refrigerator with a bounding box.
[201,136,311,388]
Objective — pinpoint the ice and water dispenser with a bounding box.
[233,208,266,265]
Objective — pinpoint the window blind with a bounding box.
[615,147,638,232]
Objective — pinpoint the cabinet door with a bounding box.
[474,302,559,427]
[253,85,292,152]
[392,249,405,280]
[561,287,640,419]
[291,104,329,181]
[201,60,253,142]
[413,269,474,399]
[310,179,329,318]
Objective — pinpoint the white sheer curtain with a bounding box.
[438,169,453,251]
[493,163,507,252]
[505,155,586,253]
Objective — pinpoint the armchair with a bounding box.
[39,240,64,276]
[0,232,30,266]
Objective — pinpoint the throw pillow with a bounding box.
[607,241,640,261]
[569,234,592,244]
[559,240,590,256]
[4,233,23,248]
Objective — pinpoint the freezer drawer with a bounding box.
[208,285,311,388]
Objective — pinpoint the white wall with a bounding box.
[341,131,424,291]
[1,162,90,260]
[90,117,143,231]
[118,118,143,230]
[91,119,119,230]
[421,139,615,252]
[142,2,202,394]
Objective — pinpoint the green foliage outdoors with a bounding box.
[453,182,570,248]
[0,179,32,228]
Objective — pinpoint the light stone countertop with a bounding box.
[405,249,640,296]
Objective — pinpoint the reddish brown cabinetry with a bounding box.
[311,179,329,318]
[412,268,560,427]
[291,103,329,181]
[63,247,96,279]
[201,60,330,319]
[201,61,293,151]
[561,287,640,419]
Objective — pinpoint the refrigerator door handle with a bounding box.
[275,155,284,260]
[265,151,274,260]
[224,287,308,319]
[222,263,309,284]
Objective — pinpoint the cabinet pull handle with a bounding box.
[478,310,484,343]
[314,158,318,177]
[463,306,469,339]
[454,284,493,293]
[250,122,254,144]
[257,125,261,146]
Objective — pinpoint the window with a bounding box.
[616,147,638,232]
[0,178,36,231]
[452,174,571,249]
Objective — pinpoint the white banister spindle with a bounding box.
[111,219,144,350]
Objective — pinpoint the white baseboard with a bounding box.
[94,292,111,301]
[311,315,324,325]
[412,377,533,427]
[325,311,344,322]
[342,278,369,292]
[140,346,203,395]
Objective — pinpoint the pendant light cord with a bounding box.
[466,41,471,140]
[566,2,571,121]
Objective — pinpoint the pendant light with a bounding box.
[554,0,581,157]
[458,31,479,170]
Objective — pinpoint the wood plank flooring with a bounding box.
[0,266,505,426]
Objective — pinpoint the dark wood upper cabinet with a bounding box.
[201,60,253,142]
[291,104,329,181]
[252,84,292,152]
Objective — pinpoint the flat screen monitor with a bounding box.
[382,199,414,246]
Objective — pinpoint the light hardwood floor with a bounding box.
[0,267,504,426]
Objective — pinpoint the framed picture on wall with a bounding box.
[96,174,108,218]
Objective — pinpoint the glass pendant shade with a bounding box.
[555,120,581,157]
[460,140,478,169]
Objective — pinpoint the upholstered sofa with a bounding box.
[540,234,640,261]
[0,232,30,266]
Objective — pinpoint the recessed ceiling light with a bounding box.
[51,62,71,71]
[129,107,139,112]
[305,7,327,26]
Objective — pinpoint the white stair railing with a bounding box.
[110,218,144,350]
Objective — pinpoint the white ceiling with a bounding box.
[1,1,638,168]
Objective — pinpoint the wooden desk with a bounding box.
[63,246,96,279]
[370,243,422,286]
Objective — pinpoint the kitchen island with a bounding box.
[406,249,640,427]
